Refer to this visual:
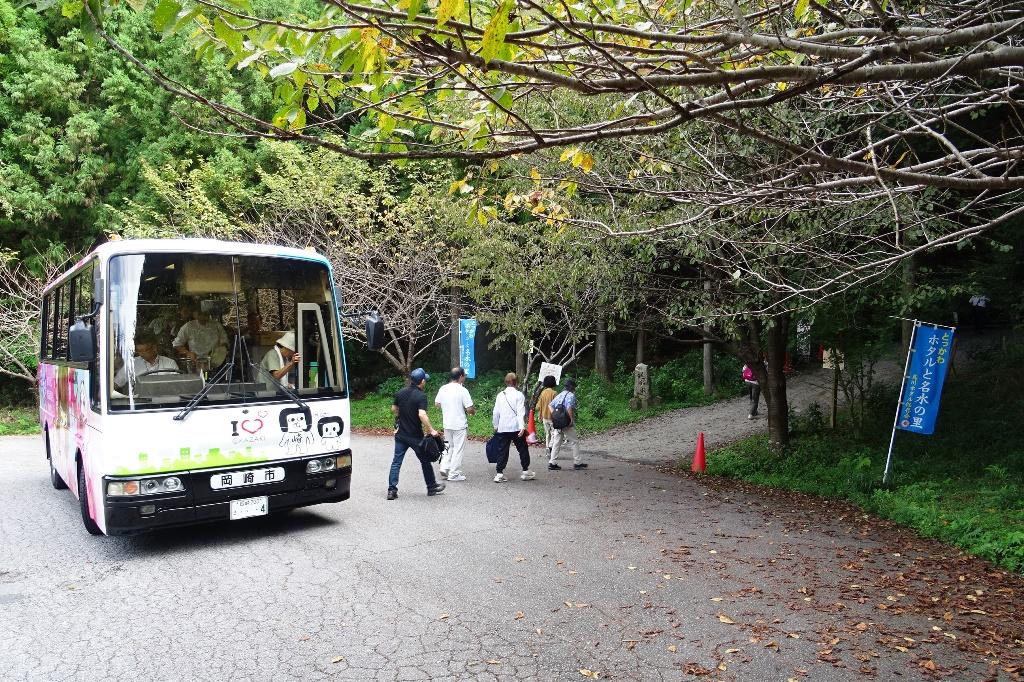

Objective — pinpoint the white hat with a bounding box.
[276,331,297,351]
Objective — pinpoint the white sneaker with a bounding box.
[520,470,536,481]
[447,472,466,482]
[493,473,508,483]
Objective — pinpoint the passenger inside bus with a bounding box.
[260,331,301,389]
[173,301,229,369]
[113,332,180,390]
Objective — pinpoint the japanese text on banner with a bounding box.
[896,324,955,435]
[458,318,478,379]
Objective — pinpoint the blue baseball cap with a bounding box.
[410,368,430,383]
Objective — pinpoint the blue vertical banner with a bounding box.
[458,318,478,379]
[896,323,955,435]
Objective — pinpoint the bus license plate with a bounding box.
[229,496,268,520]
[210,467,285,490]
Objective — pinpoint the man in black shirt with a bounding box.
[388,367,445,500]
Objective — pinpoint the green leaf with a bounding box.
[480,1,512,65]
[152,0,182,34]
[436,0,463,29]
[214,16,244,54]
[61,0,83,19]
[407,0,423,22]
[794,0,810,21]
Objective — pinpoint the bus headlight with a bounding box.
[108,480,140,496]
[107,476,185,496]
[306,457,336,474]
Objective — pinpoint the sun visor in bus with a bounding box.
[180,257,234,295]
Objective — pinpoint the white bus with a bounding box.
[38,239,382,535]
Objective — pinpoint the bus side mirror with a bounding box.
[69,320,94,362]
[365,313,385,351]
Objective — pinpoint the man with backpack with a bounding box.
[549,378,586,470]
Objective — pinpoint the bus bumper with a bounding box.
[102,453,352,536]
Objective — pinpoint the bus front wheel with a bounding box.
[77,464,102,536]
[45,431,66,490]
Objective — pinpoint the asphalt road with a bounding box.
[0,433,1018,681]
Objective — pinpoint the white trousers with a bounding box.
[542,419,554,449]
[441,428,468,475]
[550,426,581,465]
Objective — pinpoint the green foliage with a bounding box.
[351,350,739,437]
[705,347,1024,572]
[0,1,275,252]
[0,405,38,435]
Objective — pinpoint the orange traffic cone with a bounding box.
[526,409,539,445]
[691,432,706,473]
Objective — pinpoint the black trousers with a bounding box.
[495,431,530,473]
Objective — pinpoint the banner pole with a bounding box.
[883,319,919,486]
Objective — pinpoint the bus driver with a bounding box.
[261,331,301,389]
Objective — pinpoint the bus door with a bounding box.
[296,303,337,391]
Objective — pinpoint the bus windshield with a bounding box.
[108,252,345,412]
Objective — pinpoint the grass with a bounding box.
[350,352,744,438]
[0,405,39,436]
[703,345,1024,573]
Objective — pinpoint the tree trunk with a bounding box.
[514,337,527,381]
[703,338,714,395]
[595,318,610,381]
[703,280,714,394]
[762,316,790,449]
[450,312,460,370]
[635,327,646,366]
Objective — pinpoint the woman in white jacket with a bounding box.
[491,372,535,482]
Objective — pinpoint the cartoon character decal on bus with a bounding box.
[317,416,344,451]
[278,406,313,456]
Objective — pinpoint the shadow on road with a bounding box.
[115,509,340,556]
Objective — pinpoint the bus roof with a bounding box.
[45,239,329,293]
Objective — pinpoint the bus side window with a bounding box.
[40,293,52,360]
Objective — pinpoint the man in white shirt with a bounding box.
[114,332,180,389]
[260,331,301,389]
[434,366,476,481]
[491,372,534,483]
[173,306,228,367]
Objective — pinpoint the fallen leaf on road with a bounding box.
[579,668,600,678]
[667,645,677,652]
[514,556,526,562]
[786,633,800,639]
[854,622,868,631]
[718,614,735,624]
[683,662,712,675]
[331,656,345,663]
[536,628,543,635]
[717,662,728,671]
[710,597,724,602]
[514,611,524,620]
[919,659,938,671]
[486,659,501,665]
[439,613,450,620]
[623,640,638,651]
[724,648,739,654]
[298,635,310,641]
